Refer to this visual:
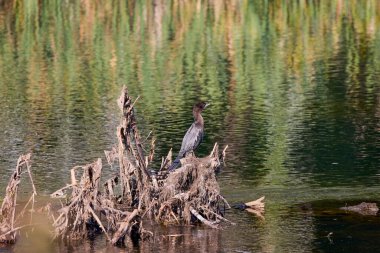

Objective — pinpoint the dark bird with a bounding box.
[168,102,209,171]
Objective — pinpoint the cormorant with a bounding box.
[168,102,209,171]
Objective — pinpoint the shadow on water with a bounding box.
[0,0,379,252]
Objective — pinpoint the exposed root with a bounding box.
[111,209,140,245]
[52,86,231,244]
[49,87,152,245]
[148,144,229,227]
[52,158,141,244]
[53,159,104,240]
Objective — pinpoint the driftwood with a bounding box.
[51,158,141,244]
[48,87,158,245]
[2,86,253,247]
[148,145,229,227]
[245,196,265,219]
[52,159,105,240]
[108,86,232,229]
[231,196,265,219]
[0,154,36,243]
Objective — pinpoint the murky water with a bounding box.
[0,0,379,252]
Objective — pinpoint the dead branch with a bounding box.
[52,159,106,240]
[147,143,230,227]
[189,207,218,229]
[111,208,140,245]
[116,87,153,207]
[245,196,265,219]
[0,224,37,239]
[0,154,36,243]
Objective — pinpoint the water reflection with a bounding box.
[0,0,379,252]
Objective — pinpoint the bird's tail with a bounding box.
[168,156,181,172]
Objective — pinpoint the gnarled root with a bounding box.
[148,143,230,227]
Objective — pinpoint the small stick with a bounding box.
[87,206,111,241]
[148,137,156,163]
[219,195,231,209]
[170,211,179,224]
[50,184,76,198]
[159,148,172,171]
[207,210,235,225]
[189,207,218,229]
[222,145,229,158]
[163,234,190,237]
[25,159,36,195]
[0,223,38,239]
[70,167,79,186]
[15,192,35,222]
[209,143,218,157]
[141,130,153,144]
[152,175,159,189]
[126,95,140,114]
[102,206,130,216]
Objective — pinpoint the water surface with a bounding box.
[0,0,379,252]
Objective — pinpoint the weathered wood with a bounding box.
[189,207,218,229]
[111,209,140,245]
[0,154,36,243]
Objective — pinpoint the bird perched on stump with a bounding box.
[168,102,209,171]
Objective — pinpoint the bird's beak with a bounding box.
[205,103,210,108]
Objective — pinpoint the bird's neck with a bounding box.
[193,109,204,126]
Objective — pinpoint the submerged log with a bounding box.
[340,202,379,216]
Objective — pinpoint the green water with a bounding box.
[0,0,379,252]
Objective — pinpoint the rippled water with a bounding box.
[0,0,379,252]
